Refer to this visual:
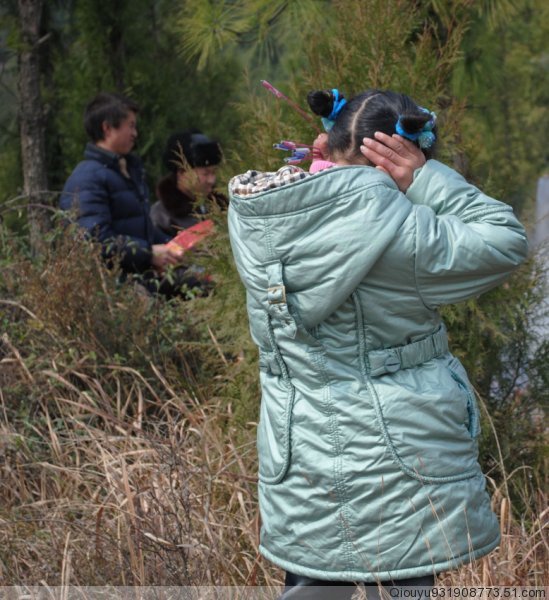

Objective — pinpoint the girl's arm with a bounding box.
[360,134,528,307]
[407,160,528,308]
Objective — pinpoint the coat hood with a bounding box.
[229,165,412,329]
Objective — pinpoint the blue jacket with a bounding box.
[228,161,528,581]
[60,143,169,273]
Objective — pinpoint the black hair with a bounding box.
[307,89,335,118]
[162,129,222,172]
[307,89,437,161]
[84,92,139,142]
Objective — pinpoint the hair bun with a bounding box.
[307,90,335,118]
[396,108,437,149]
[397,112,431,135]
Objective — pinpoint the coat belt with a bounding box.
[367,325,449,377]
[260,326,449,377]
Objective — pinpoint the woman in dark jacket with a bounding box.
[151,129,228,237]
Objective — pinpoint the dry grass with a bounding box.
[0,232,546,588]
[0,358,270,585]
[1,347,546,587]
[440,484,548,587]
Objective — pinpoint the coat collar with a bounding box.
[156,173,195,218]
[84,143,141,171]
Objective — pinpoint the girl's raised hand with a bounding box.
[360,132,426,192]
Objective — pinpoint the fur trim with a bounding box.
[156,173,195,217]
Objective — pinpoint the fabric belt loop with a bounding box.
[259,350,282,375]
[265,261,297,338]
[266,261,287,305]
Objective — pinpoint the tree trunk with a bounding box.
[18,0,50,254]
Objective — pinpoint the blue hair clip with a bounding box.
[321,89,347,131]
[396,107,437,149]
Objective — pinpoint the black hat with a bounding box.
[163,129,222,172]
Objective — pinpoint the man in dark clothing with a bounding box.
[60,92,189,295]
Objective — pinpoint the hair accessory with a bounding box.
[321,89,347,132]
[261,80,320,132]
[273,140,312,164]
[395,107,437,149]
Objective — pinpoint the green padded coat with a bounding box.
[227,160,528,582]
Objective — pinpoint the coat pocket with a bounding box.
[369,355,481,483]
[446,357,481,439]
[257,365,295,484]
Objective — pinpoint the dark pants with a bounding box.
[281,571,435,600]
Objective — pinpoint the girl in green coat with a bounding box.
[228,89,528,599]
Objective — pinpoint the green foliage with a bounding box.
[449,0,549,213]
[0,137,22,220]
[0,10,22,206]
[213,0,547,494]
[176,0,329,73]
[1,0,244,199]
[428,0,549,495]
[228,0,470,176]
[177,0,249,70]
[441,257,547,488]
